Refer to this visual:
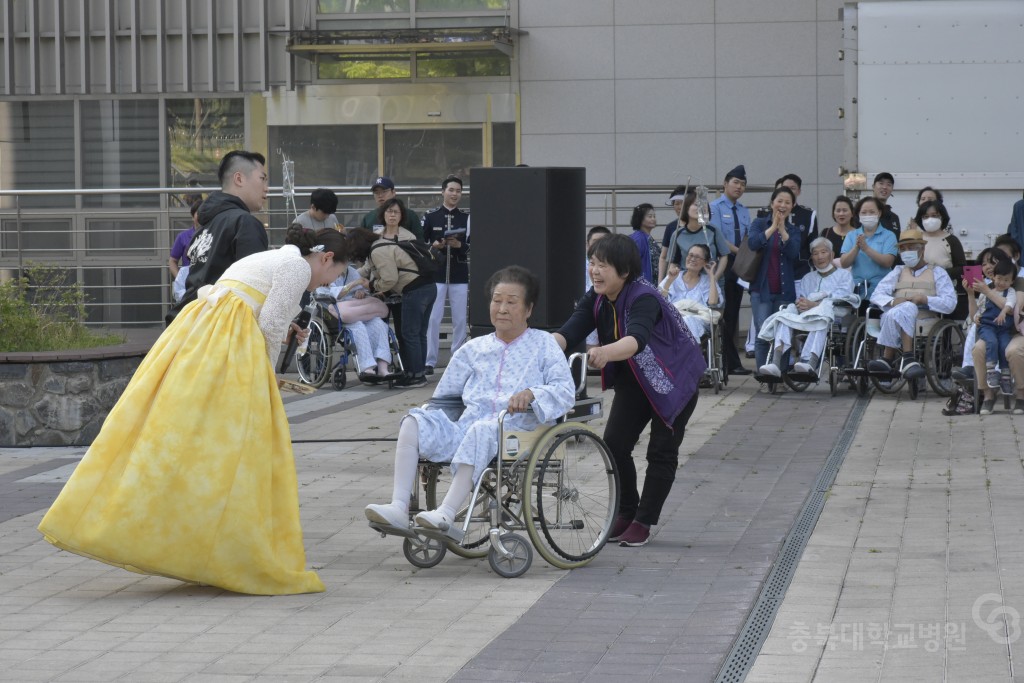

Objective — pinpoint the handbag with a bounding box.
[731,237,763,281]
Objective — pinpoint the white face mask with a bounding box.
[815,264,835,274]
[860,215,879,229]
[921,217,942,233]
[901,250,921,269]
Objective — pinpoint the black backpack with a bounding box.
[371,239,440,278]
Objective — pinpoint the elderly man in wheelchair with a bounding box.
[866,228,958,379]
[755,237,859,379]
[364,266,577,541]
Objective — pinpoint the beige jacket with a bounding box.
[359,227,424,295]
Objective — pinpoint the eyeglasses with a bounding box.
[685,254,706,262]
[384,208,401,215]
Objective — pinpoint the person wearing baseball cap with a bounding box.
[866,227,957,379]
[872,172,901,237]
[709,164,753,375]
[359,176,424,240]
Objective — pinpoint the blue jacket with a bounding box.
[747,215,801,299]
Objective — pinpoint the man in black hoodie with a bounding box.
[165,150,269,325]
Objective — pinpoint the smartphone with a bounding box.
[963,264,984,286]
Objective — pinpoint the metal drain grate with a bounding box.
[715,396,870,683]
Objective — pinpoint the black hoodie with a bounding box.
[165,191,268,325]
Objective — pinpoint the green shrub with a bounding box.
[0,264,124,352]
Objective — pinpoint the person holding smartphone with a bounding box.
[422,174,471,376]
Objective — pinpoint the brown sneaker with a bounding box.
[618,521,651,547]
[608,514,633,542]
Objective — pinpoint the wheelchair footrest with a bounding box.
[368,521,419,541]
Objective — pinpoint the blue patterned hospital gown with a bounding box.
[408,328,576,481]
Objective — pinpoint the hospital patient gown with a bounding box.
[758,268,858,362]
[409,328,576,481]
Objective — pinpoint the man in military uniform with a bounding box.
[421,175,470,375]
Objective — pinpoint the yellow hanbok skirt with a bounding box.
[38,282,325,595]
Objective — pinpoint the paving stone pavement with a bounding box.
[748,393,1024,683]
[5,361,1014,683]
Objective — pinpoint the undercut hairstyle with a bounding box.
[486,265,540,309]
[376,197,407,227]
[587,225,611,241]
[630,203,655,231]
[310,188,338,215]
[914,200,950,232]
[588,233,642,282]
[217,150,266,186]
[285,225,348,262]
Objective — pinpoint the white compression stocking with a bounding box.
[391,418,421,512]
[438,466,475,520]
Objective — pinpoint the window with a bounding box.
[0,101,75,209]
[318,0,410,12]
[166,98,246,207]
[81,100,161,208]
[384,128,482,212]
[1,219,73,257]
[492,122,516,167]
[86,219,157,256]
[268,124,379,229]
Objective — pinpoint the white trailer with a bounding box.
[843,0,1024,257]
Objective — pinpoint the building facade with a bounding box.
[0,0,845,325]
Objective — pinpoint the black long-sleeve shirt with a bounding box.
[558,289,662,354]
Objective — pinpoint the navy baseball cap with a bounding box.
[371,176,395,191]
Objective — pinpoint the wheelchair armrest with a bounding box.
[568,352,589,397]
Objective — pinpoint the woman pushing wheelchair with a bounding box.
[364,266,576,534]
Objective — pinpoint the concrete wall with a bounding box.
[517,0,846,226]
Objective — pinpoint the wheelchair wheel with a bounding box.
[523,426,618,569]
[908,376,920,400]
[925,319,965,397]
[829,367,838,397]
[856,373,870,397]
[844,317,866,368]
[332,367,347,391]
[424,466,490,559]
[296,319,332,388]
[488,533,532,578]
[403,536,446,569]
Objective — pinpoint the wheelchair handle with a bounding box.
[568,352,589,395]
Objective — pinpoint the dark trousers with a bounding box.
[603,371,700,526]
[397,284,437,377]
[722,270,745,370]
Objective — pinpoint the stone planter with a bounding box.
[0,343,150,447]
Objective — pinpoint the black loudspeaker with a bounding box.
[469,167,586,334]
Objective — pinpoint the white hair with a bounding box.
[809,237,833,254]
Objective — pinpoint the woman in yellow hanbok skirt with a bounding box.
[38,227,349,595]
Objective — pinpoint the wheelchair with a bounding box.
[700,313,727,393]
[752,300,859,395]
[843,305,965,400]
[296,293,404,390]
[367,353,619,578]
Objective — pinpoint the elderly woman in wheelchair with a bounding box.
[866,228,958,379]
[320,263,399,383]
[364,265,576,540]
[659,243,722,340]
[756,238,858,378]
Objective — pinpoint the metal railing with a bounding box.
[0,183,773,327]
